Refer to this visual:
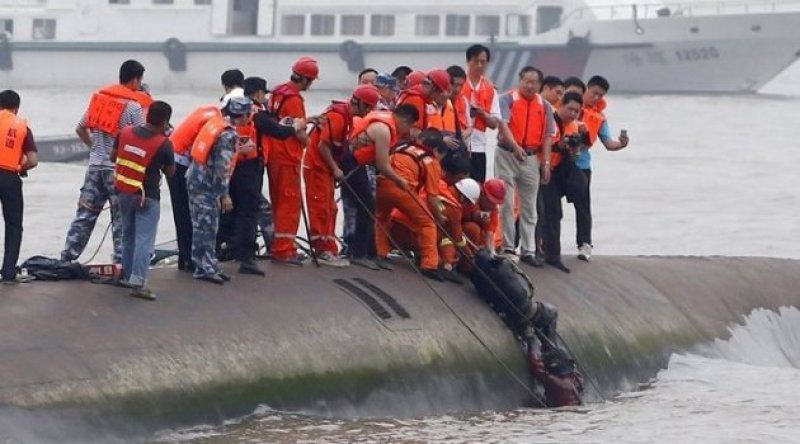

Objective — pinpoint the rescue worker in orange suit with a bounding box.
[434,177,482,283]
[538,92,592,274]
[186,96,253,285]
[461,178,506,271]
[462,44,501,183]
[304,84,380,267]
[61,60,152,265]
[563,76,629,262]
[344,104,418,270]
[375,127,446,281]
[0,90,39,284]
[396,69,451,140]
[265,57,315,266]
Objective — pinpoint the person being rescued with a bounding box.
[375,128,448,281]
[461,178,507,270]
[526,336,584,407]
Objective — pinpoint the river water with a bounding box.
[4,58,800,443]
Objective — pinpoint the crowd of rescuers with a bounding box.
[0,44,631,300]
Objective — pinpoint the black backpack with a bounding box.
[20,256,90,281]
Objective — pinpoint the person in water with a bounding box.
[527,339,584,407]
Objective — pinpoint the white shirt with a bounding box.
[465,78,501,154]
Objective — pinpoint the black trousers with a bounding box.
[470,152,487,183]
[0,171,23,280]
[573,169,592,247]
[167,163,193,269]
[228,159,263,263]
[540,161,588,261]
[342,165,376,259]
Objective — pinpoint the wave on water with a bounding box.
[149,306,800,443]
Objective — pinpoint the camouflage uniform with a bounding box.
[186,128,237,278]
[61,101,144,264]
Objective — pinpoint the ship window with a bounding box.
[195,0,211,4]
[445,14,469,36]
[109,0,130,4]
[506,14,530,36]
[371,15,395,36]
[475,15,500,36]
[341,15,365,36]
[1,19,13,35]
[32,19,56,40]
[282,15,306,36]
[153,0,174,4]
[536,6,562,34]
[311,14,334,36]
[415,15,440,36]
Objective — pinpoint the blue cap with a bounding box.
[225,96,253,116]
[375,72,397,89]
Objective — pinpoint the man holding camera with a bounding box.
[537,92,591,273]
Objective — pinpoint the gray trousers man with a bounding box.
[495,148,541,257]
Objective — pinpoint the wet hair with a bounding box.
[466,44,491,62]
[393,103,420,123]
[418,128,448,154]
[518,66,543,81]
[243,76,267,96]
[446,65,467,81]
[221,69,245,89]
[441,151,471,176]
[391,65,413,78]
[119,60,145,84]
[563,76,586,93]
[358,68,378,82]
[0,89,21,110]
[146,101,173,126]
[561,91,583,107]
[541,76,564,89]
[587,75,610,92]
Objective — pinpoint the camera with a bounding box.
[563,132,590,150]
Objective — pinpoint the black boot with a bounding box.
[239,261,265,276]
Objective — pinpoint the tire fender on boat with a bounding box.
[163,37,187,72]
[339,39,365,73]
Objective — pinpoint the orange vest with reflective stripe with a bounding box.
[508,90,547,150]
[349,111,398,166]
[461,77,495,132]
[85,84,153,136]
[191,115,231,166]
[115,126,166,195]
[170,105,222,156]
[0,110,27,173]
[441,100,458,133]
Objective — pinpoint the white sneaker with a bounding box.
[578,243,592,262]
[317,252,350,268]
[500,249,520,263]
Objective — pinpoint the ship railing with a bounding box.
[561,0,800,24]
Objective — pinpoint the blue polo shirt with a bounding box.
[576,120,612,171]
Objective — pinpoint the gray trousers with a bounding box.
[494,148,541,256]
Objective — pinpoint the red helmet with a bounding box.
[292,57,320,80]
[483,179,507,205]
[352,84,380,107]
[426,69,451,92]
[406,70,426,88]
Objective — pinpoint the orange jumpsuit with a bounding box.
[266,82,306,261]
[375,146,441,270]
[462,199,500,271]
[303,102,350,256]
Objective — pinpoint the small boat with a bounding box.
[35,135,88,163]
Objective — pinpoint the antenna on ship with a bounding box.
[632,4,645,35]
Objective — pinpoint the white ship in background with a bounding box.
[0,0,799,93]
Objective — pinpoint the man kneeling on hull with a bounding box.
[469,248,583,406]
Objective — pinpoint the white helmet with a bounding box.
[454,178,481,204]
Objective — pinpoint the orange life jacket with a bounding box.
[85,84,153,136]
[267,82,305,165]
[114,126,167,195]
[582,106,605,146]
[548,119,581,168]
[507,90,547,150]
[396,85,430,129]
[461,77,495,132]
[235,122,259,162]
[191,115,232,166]
[349,111,398,166]
[170,105,222,156]
[0,110,28,173]
[308,101,351,168]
